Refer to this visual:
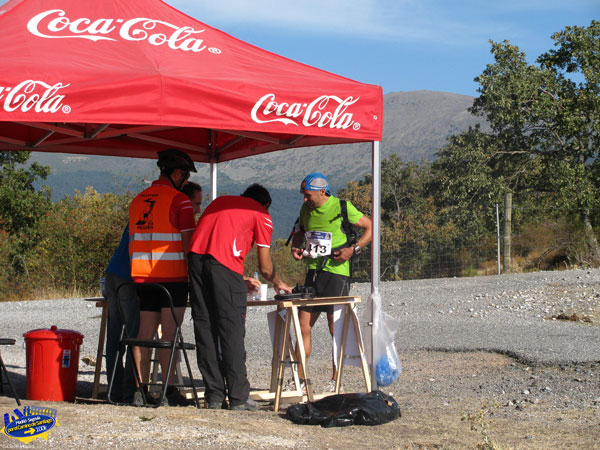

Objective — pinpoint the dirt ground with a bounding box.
[1,350,599,449]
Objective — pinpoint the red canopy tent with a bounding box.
[0,0,384,386]
[0,0,382,159]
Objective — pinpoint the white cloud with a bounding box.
[175,0,386,35]
[172,0,484,44]
[171,0,596,46]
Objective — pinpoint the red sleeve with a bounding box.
[170,193,196,232]
[255,211,273,247]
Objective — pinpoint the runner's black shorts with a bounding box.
[137,282,189,312]
[299,269,350,314]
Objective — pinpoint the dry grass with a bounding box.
[0,286,100,302]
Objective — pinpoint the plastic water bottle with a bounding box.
[252,271,260,300]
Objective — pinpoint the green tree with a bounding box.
[341,155,459,280]
[430,126,552,239]
[538,21,600,261]
[0,151,51,236]
[431,127,500,236]
[0,151,52,286]
[468,21,600,262]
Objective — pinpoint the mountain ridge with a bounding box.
[29,90,486,237]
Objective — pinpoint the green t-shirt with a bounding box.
[299,196,363,276]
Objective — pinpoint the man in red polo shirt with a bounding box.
[188,184,292,410]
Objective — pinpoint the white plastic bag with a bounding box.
[364,292,402,387]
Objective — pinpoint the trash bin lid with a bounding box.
[24,325,84,342]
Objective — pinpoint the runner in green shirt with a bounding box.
[299,195,363,276]
[290,172,372,392]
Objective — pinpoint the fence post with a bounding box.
[503,193,512,273]
[496,203,501,275]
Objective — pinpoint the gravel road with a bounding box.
[2,268,600,387]
[1,268,599,449]
[356,268,600,366]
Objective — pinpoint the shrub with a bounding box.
[26,188,131,294]
[244,238,306,287]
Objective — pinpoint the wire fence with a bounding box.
[349,205,600,282]
[351,239,499,282]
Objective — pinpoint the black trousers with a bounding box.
[188,253,250,406]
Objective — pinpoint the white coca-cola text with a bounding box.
[251,94,359,129]
[0,80,70,114]
[27,9,219,54]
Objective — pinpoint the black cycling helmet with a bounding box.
[156,149,197,173]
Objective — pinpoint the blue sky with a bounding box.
[171,0,599,96]
[2,0,597,96]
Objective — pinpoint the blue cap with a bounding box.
[301,172,330,195]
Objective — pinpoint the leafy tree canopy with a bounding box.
[0,151,51,236]
[432,20,600,262]
[469,21,600,210]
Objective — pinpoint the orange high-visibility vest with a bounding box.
[129,184,187,282]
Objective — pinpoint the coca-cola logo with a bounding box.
[251,94,361,130]
[0,80,71,114]
[27,9,222,54]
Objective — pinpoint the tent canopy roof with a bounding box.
[0,0,383,163]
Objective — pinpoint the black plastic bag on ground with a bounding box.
[286,390,400,428]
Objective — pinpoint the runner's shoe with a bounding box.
[283,378,306,394]
[230,398,259,411]
[326,379,344,393]
[132,389,158,407]
[164,386,194,406]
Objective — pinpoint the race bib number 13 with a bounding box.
[304,231,332,258]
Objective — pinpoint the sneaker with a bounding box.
[164,387,193,407]
[326,379,344,393]
[206,400,228,410]
[230,398,259,411]
[283,378,306,394]
[132,389,157,407]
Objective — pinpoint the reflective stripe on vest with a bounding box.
[131,233,182,242]
[131,251,185,261]
[129,185,187,281]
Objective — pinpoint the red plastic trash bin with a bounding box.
[23,326,84,401]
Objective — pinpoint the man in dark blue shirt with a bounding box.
[104,225,138,403]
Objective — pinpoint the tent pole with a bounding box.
[210,161,217,201]
[371,140,381,390]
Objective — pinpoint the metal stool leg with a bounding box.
[0,355,21,406]
[111,282,200,408]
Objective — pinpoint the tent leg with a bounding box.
[370,140,381,390]
[210,161,217,201]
